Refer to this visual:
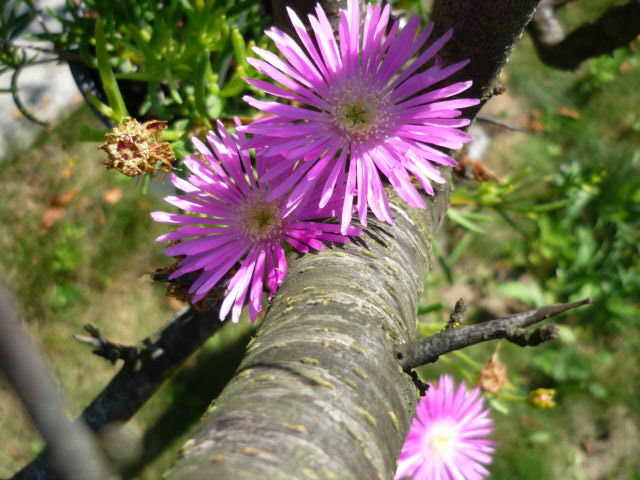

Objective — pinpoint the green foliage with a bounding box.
[51,0,264,121]
[2,0,267,135]
[448,36,640,332]
[576,46,639,96]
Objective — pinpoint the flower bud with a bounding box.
[529,388,557,409]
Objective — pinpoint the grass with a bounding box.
[0,107,257,478]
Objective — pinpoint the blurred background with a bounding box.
[1,0,638,478]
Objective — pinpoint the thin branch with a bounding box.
[530,0,640,70]
[73,324,140,365]
[394,298,593,370]
[0,284,116,480]
[476,115,529,133]
[13,303,225,480]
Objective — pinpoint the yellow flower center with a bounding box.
[328,80,391,144]
[236,192,283,242]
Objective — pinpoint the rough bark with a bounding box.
[165,1,541,479]
[530,0,640,70]
[431,0,541,114]
[13,305,224,480]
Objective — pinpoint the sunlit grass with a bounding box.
[0,106,257,478]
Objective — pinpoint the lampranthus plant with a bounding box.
[151,121,360,323]
[395,375,494,480]
[243,0,479,233]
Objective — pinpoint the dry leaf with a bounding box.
[167,296,184,312]
[50,188,76,207]
[556,106,581,120]
[102,187,123,205]
[40,207,66,230]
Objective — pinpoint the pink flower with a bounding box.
[151,121,360,323]
[396,375,494,480]
[243,0,478,233]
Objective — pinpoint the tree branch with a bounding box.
[530,0,640,70]
[13,304,225,480]
[395,298,593,370]
[430,0,541,113]
[162,1,543,479]
[0,284,115,480]
[73,324,140,365]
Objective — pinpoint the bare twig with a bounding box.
[0,284,116,480]
[74,325,140,365]
[476,115,529,133]
[529,0,640,70]
[394,298,593,370]
[13,303,225,480]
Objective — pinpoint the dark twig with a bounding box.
[13,303,225,480]
[0,284,116,480]
[73,325,140,365]
[395,298,592,370]
[476,115,529,133]
[529,0,640,70]
[445,298,467,329]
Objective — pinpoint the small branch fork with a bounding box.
[74,324,154,365]
[394,298,592,370]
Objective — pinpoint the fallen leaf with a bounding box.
[102,187,123,205]
[60,166,74,179]
[40,207,66,231]
[167,296,184,312]
[50,188,76,207]
[556,106,581,120]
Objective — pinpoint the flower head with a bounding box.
[396,375,494,480]
[100,117,175,177]
[243,0,479,233]
[151,121,359,323]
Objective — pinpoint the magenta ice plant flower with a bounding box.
[151,121,360,323]
[395,375,494,480]
[243,0,479,233]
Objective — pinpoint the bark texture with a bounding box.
[167,189,444,480]
[165,1,541,479]
[431,0,541,113]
